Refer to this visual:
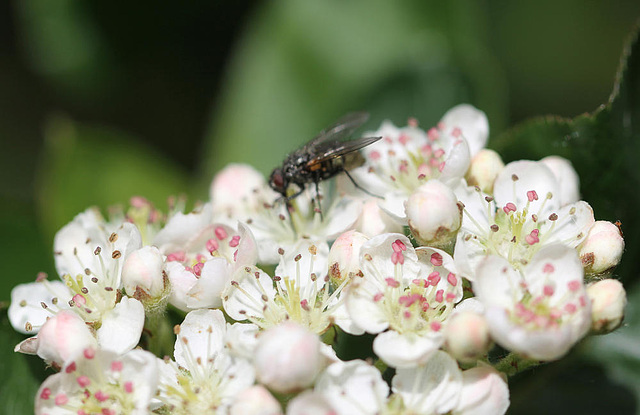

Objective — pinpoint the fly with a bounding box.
[268,112,381,218]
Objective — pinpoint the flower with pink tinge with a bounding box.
[157,214,258,311]
[223,240,351,335]
[156,309,255,413]
[454,159,595,280]
[349,105,488,222]
[473,245,591,360]
[346,234,463,368]
[35,348,158,415]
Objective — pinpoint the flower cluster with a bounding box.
[9,105,627,414]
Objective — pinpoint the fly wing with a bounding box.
[306,112,370,150]
[306,136,382,168]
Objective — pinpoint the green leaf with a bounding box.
[35,115,190,242]
[491,24,640,284]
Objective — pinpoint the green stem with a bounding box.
[493,352,541,377]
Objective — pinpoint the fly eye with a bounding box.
[269,170,285,190]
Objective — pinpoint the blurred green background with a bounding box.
[1,0,640,413]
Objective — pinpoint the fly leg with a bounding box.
[343,170,382,198]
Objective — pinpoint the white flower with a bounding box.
[223,240,349,334]
[473,245,591,360]
[314,360,389,415]
[346,234,463,368]
[454,159,594,280]
[156,213,258,311]
[52,208,142,324]
[350,105,488,221]
[10,209,145,356]
[156,309,255,414]
[391,351,463,414]
[35,348,159,415]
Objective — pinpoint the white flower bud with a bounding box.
[579,221,624,275]
[327,230,368,286]
[444,311,491,363]
[122,246,168,302]
[540,155,580,205]
[587,279,627,333]
[230,385,283,415]
[36,310,97,366]
[454,364,510,415]
[355,199,403,237]
[465,149,504,194]
[287,391,336,415]
[406,180,462,248]
[254,322,324,394]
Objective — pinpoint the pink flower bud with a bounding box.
[465,149,504,193]
[254,322,323,393]
[36,310,97,365]
[287,391,336,415]
[210,164,266,207]
[579,221,625,275]
[444,311,491,363]
[406,180,462,248]
[587,279,627,333]
[229,386,282,415]
[327,230,368,286]
[122,246,167,300]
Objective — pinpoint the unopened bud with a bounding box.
[254,322,323,393]
[36,310,97,366]
[579,221,624,275]
[229,385,282,415]
[540,155,580,205]
[122,246,166,297]
[444,311,491,363]
[210,163,267,212]
[355,199,403,237]
[287,391,336,415]
[455,364,510,415]
[587,279,626,333]
[406,180,462,248]
[465,149,504,194]
[328,230,369,286]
